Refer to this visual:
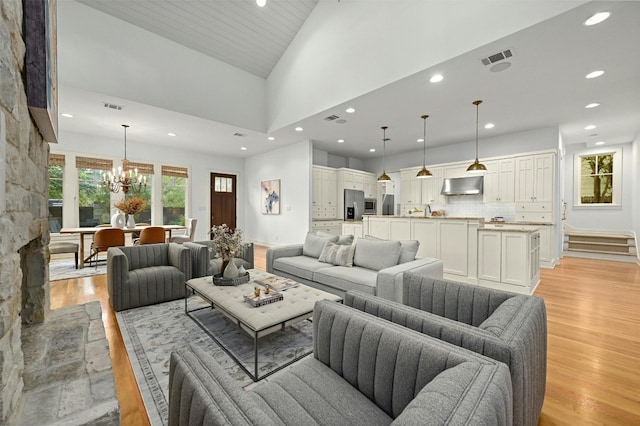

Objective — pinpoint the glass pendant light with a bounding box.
[467,100,487,173]
[377,126,392,182]
[416,114,432,178]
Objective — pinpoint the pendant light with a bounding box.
[416,115,432,178]
[467,100,487,173]
[377,126,392,182]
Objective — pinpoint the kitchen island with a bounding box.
[362,215,540,294]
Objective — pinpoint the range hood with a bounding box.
[441,176,484,195]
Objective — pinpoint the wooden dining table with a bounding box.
[59,225,186,268]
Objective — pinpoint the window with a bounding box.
[574,148,621,207]
[162,165,188,225]
[48,153,64,232]
[77,156,113,226]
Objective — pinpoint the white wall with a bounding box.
[632,137,640,259]
[267,1,583,131]
[57,1,266,132]
[563,142,635,232]
[244,140,312,245]
[53,131,245,242]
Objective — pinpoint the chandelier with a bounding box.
[103,124,147,194]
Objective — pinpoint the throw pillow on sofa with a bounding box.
[364,235,420,264]
[316,231,354,246]
[303,233,339,258]
[319,241,356,266]
[353,238,402,271]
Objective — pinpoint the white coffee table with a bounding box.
[185,269,342,381]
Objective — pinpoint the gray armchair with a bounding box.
[344,273,547,426]
[107,243,191,312]
[169,300,513,425]
[184,240,254,278]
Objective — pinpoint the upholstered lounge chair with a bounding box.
[168,300,513,425]
[107,243,191,311]
[344,273,547,426]
[168,218,196,244]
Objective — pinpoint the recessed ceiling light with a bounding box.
[429,74,444,83]
[484,123,495,129]
[417,138,424,143]
[241,146,248,150]
[167,132,176,137]
[586,70,605,79]
[61,113,73,118]
[295,126,303,132]
[584,125,596,130]
[595,141,605,146]
[369,148,376,152]
[345,107,356,114]
[337,139,345,143]
[585,102,600,109]
[584,11,611,26]
[267,136,275,141]
[256,0,266,7]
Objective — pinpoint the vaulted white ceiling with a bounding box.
[56,1,640,162]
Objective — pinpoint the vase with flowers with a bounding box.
[209,224,243,278]
[114,197,148,228]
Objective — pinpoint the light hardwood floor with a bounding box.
[50,248,640,425]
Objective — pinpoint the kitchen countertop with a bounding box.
[479,226,540,233]
[364,215,484,221]
[486,221,553,226]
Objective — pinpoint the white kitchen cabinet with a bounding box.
[515,153,554,203]
[312,220,342,236]
[367,217,390,240]
[342,222,364,239]
[478,229,540,293]
[420,167,445,205]
[364,175,377,199]
[389,218,411,241]
[444,164,469,178]
[439,221,469,276]
[312,166,337,219]
[400,168,422,205]
[483,159,514,203]
[321,169,337,208]
[412,220,438,258]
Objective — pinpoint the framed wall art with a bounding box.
[261,179,280,215]
[24,0,58,143]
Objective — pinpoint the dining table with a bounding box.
[59,225,186,268]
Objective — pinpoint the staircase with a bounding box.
[564,228,638,263]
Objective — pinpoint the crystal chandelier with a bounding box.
[103,124,147,194]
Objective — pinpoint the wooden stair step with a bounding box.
[566,248,635,256]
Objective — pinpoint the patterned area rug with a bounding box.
[49,259,106,281]
[116,297,313,426]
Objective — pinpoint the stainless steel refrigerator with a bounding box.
[344,189,365,221]
[381,194,394,215]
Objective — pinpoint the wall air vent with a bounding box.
[102,102,123,110]
[324,115,340,121]
[481,48,514,66]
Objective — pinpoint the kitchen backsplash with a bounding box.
[425,195,517,221]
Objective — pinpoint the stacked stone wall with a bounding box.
[0,0,51,420]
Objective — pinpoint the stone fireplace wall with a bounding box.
[0,0,51,420]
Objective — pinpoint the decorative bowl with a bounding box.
[213,272,250,286]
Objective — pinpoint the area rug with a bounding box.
[116,297,313,426]
[49,259,106,281]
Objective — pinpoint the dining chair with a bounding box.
[136,226,167,245]
[169,218,197,244]
[88,228,125,267]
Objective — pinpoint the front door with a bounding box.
[210,173,237,234]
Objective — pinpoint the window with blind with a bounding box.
[162,165,188,225]
[48,153,65,232]
[76,156,113,226]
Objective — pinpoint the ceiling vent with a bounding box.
[324,115,340,121]
[102,102,123,110]
[481,48,514,66]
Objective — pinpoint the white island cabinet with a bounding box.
[478,229,540,294]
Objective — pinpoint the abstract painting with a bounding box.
[261,179,280,215]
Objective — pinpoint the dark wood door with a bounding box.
[210,173,237,234]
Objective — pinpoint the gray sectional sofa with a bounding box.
[266,233,443,302]
[107,242,191,311]
[344,272,547,426]
[169,300,513,425]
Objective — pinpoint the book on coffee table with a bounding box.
[253,276,300,291]
[243,289,284,307]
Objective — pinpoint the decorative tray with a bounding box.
[244,289,283,307]
[213,272,250,286]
